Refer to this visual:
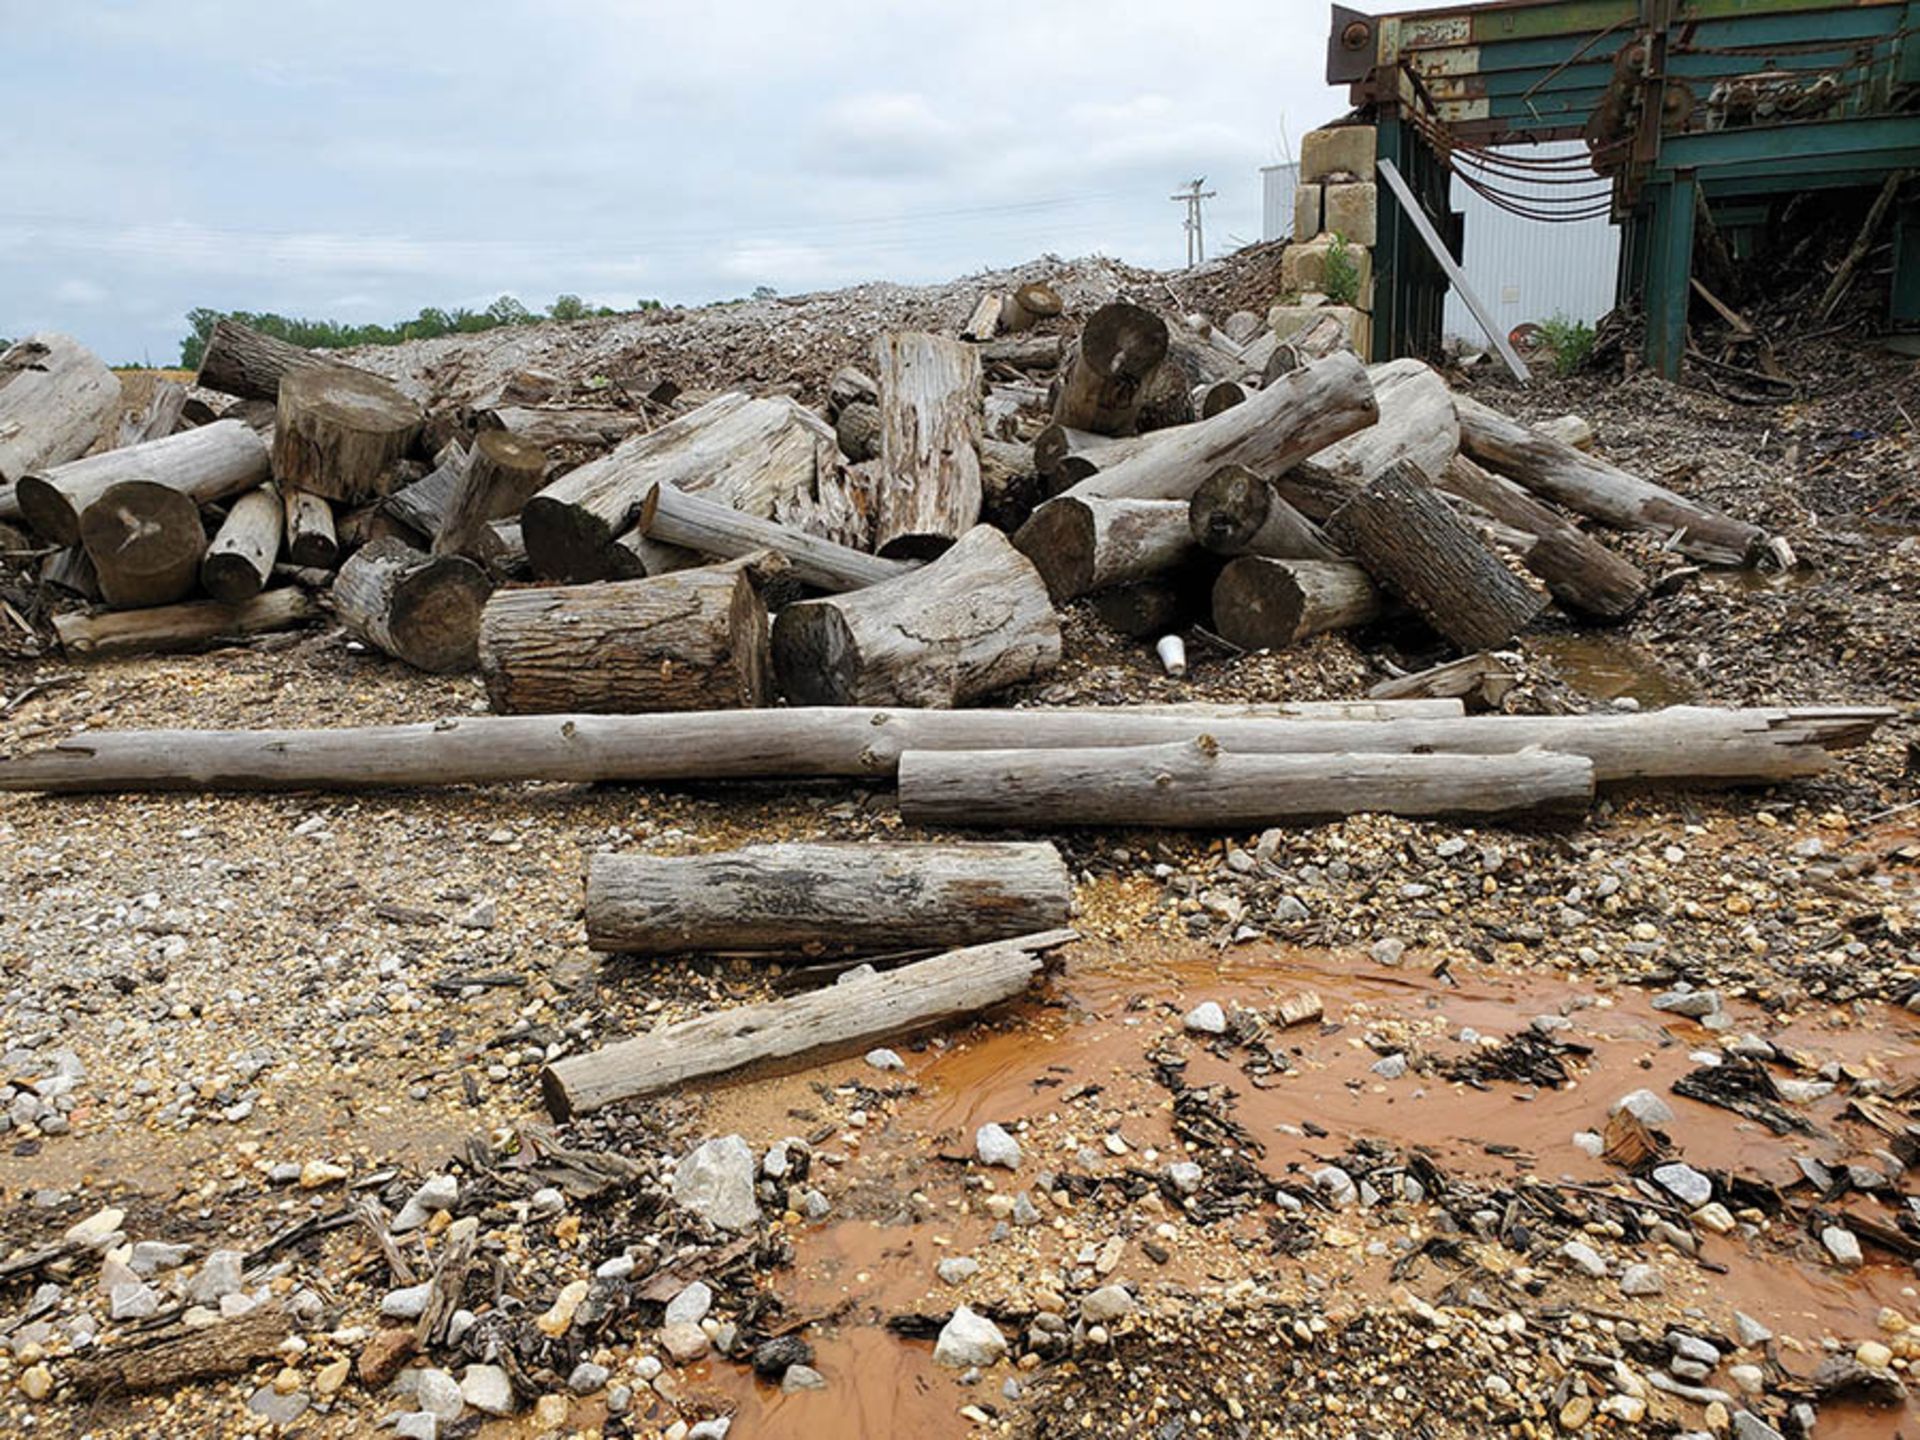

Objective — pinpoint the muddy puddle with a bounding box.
[1530,631,1696,707]
[691,939,1920,1438]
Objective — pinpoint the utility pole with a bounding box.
[1170,177,1217,267]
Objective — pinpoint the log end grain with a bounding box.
[79,480,207,609]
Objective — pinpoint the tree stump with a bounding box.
[79,481,208,609]
[200,485,283,603]
[272,365,423,503]
[1051,302,1169,435]
[871,331,984,559]
[1210,557,1382,650]
[333,536,492,673]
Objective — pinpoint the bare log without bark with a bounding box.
[273,366,423,504]
[55,588,320,658]
[17,420,270,546]
[1306,358,1459,485]
[200,485,283,602]
[1455,393,1765,566]
[899,739,1596,828]
[977,437,1044,532]
[1328,460,1546,651]
[1052,303,1170,436]
[772,525,1060,707]
[1369,652,1520,710]
[435,428,546,561]
[542,930,1075,1118]
[333,537,492,673]
[194,319,330,402]
[477,405,644,450]
[1063,352,1377,503]
[1188,464,1340,560]
[871,331,984,559]
[1013,496,1194,600]
[479,560,772,715]
[636,482,911,593]
[1438,455,1647,621]
[961,293,1002,341]
[282,487,339,570]
[1210,558,1383,650]
[4,704,1893,795]
[585,841,1071,955]
[80,481,208,609]
[0,334,121,491]
[1033,424,1166,493]
[1000,281,1063,333]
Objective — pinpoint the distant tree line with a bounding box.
[177,294,662,368]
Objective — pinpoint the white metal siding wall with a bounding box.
[1262,163,1300,241]
[1442,142,1619,345]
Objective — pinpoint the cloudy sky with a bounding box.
[1,1,1345,364]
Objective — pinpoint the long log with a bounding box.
[477,405,646,450]
[79,481,207,609]
[1305,358,1458,485]
[1051,303,1169,435]
[193,318,329,402]
[1454,393,1765,566]
[200,485,283,603]
[16,421,270,546]
[1210,557,1383,650]
[3,705,1892,796]
[871,331,984,559]
[478,559,772,714]
[772,525,1060,707]
[636,481,911,593]
[55,588,320,658]
[1032,424,1166,493]
[273,366,423,504]
[333,537,492,673]
[1062,352,1377,503]
[585,841,1071,955]
[1012,496,1193,601]
[899,739,1595,828]
[1188,464,1341,560]
[1438,455,1647,621]
[541,929,1075,1118]
[1328,460,1546,652]
[0,334,121,491]
[282,487,339,570]
[435,428,545,561]
[980,334,1064,369]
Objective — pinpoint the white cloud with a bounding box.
[53,279,108,305]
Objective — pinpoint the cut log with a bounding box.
[961,293,1003,341]
[194,318,329,401]
[585,840,1071,955]
[478,557,773,715]
[6,704,1893,795]
[635,482,910,593]
[827,366,879,417]
[1134,357,1197,432]
[55,588,320,658]
[1051,303,1170,435]
[897,738,1595,828]
[1188,464,1341,560]
[220,397,278,435]
[1368,652,1520,710]
[1306,358,1458,485]
[435,428,546,561]
[17,420,270,546]
[79,481,207,609]
[1063,352,1377,503]
[477,405,644,450]
[772,524,1060,707]
[1032,424,1165,493]
[1012,495,1193,601]
[1264,310,1361,381]
[333,536,492,673]
[1198,381,1248,419]
[1438,455,1648,621]
[521,393,837,582]
[871,331,984,559]
[200,484,283,603]
[0,334,121,490]
[383,448,465,538]
[337,501,423,556]
[1000,281,1063,333]
[273,366,423,504]
[542,930,1074,1117]
[1328,460,1546,651]
[835,399,880,463]
[1210,556,1382,649]
[281,487,339,570]
[1092,577,1203,638]
[1455,393,1765,566]
[40,545,99,601]
[117,379,189,448]
[980,334,1065,369]
[977,437,1044,532]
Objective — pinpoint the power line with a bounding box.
[1169,178,1216,267]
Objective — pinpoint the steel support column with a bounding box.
[1644,170,1697,378]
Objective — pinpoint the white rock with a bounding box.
[1571,1131,1604,1158]
[393,1175,460,1233]
[1620,1264,1663,1296]
[63,1207,126,1252]
[1822,1226,1863,1267]
[381,1282,433,1320]
[1611,1089,1675,1127]
[934,1305,1009,1368]
[937,1257,980,1285]
[413,1368,464,1421]
[975,1123,1022,1170]
[1560,1241,1607,1278]
[672,1136,761,1231]
[460,1364,515,1416]
[187,1249,246,1304]
[665,1281,713,1327]
[1182,1001,1227,1035]
[864,1048,905,1071]
[1167,1162,1203,1195]
[1081,1286,1135,1323]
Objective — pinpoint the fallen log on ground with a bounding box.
[478,556,773,714]
[1305,358,1458,486]
[1052,302,1169,435]
[1454,393,1765,566]
[772,524,1060,707]
[1210,557,1383,650]
[1,705,1888,795]
[16,420,270,546]
[54,588,320,658]
[635,481,911,593]
[1012,495,1193,601]
[67,1301,292,1396]
[541,929,1076,1118]
[382,448,464,539]
[1188,464,1341,560]
[871,331,984,558]
[273,366,424,504]
[897,738,1596,828]
[1369,652,1520,710]
[585,840,1071,954]
[281,487,339,570]
[0,334,121,492]
[1328,459,1546,652]
[835,399,880,463]
[194,318,330,401]
[80,481,207,608]
[1032,424,1165,493]
[435,428,545,561]
[961,292,1002,341]
[200,484,283,603]
[1062,352,1377,503]
[333,536,492,673]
